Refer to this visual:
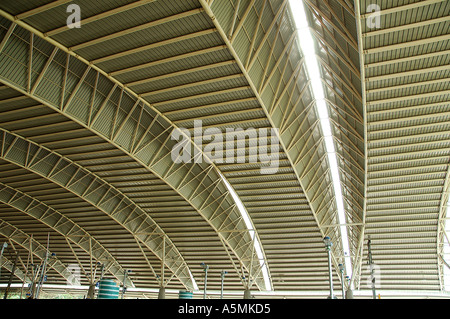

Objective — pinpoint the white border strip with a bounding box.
[288,0,352,278]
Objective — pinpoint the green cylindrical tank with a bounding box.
[178,291,193,299]
[97,279,120,299]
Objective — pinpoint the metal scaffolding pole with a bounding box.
[35,233,50,299]
[201,263,209,299]
[220,270,227,299]
[29,264,39,299]
[3,252,19,299]
[121,269,131,299]
[324,236,336,299]
[338,263,345,299]
[20,245,32,299]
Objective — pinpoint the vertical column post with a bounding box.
[201,263,209,299]
[324,236,335,299]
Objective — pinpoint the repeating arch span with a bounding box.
[0,18,267,291]
[0,128,194,290]
[0,181,134,287]
[0,218,77,285]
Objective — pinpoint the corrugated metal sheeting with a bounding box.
[0,0,448,298]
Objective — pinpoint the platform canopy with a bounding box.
[0,0,448,298]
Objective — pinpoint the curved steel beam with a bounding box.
[0,15,265,290]
[348,0,368,290]
[0,255,30,285]
[199,0,348,282]
[0,128,192,290]
[0,218,77,285]
[200,0,334,233]
[0,181,134,287]
[437,162,450,290]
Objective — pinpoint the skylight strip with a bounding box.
[288,0,353,278]
[189,269,199,291]
[219,172,272,291]
[444,198,450,291]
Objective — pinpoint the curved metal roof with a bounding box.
[0,0,448,298]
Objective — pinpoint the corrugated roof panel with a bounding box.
[0,0,448,295]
